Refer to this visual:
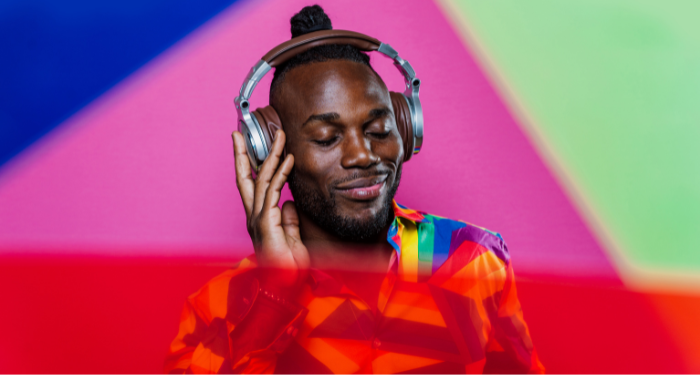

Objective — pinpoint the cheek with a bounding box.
[290,146,342,193]
[375,133,404,164]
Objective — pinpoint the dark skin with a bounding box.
[228,60,403,359]
[232,60,403,308]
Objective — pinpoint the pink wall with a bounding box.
[0,0,616,278]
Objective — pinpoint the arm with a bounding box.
[484,262,545,374]
[228,274,307,373]
[228,129,311,371]
[165,131,310,374]
[164,265,309,374]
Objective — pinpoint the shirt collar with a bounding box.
[306,201,424,297]
[391,200,428,224]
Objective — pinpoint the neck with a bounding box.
[297,210,396,273]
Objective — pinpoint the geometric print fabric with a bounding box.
[165,201,544,373]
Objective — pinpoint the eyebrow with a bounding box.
[368,107,392,119]
[302,112,340,127]
[301,106,392,127]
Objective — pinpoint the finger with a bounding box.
[232,131,254,218]
[262,153,294,213]
[253,130,286,216]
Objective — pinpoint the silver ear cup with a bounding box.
[237,40,422,169]
[238,114,269,172]
[377,43,423,156]
[403,81,423,155]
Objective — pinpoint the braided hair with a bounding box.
[269,5,375,105]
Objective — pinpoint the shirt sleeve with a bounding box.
[483,261,545,374]
[164,260,307,374]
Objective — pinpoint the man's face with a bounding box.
[274,60,404,242]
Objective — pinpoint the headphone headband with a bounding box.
[262,30,381,67]
[234,29,423,171]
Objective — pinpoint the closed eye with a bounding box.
[314,136,339,147]
[369,131,390,139]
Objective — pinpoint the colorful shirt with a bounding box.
[165,201,544,373]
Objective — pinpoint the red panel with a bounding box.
[0,256,690,373]
[517,276,687,373]
[0,256,231,373]
[648,293,700,372]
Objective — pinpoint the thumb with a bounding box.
[281,200,302,243]
[281,200,309,267]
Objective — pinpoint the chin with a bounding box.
[288,165,401,242]
[336,196,386,219]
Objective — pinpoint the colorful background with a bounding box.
[1,0,699,372]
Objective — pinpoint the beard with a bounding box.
[288,165,402,243]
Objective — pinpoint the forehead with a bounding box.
[275,60,388,122]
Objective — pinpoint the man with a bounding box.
[165,5,543,374]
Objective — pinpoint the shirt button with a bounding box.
[372,338,381,348]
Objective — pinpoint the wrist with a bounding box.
[258,267,302,296]
[257,285,300,315]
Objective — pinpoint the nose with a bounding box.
[340,130,380,169]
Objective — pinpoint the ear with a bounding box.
[389,91,414,162]
[252,105,286,160]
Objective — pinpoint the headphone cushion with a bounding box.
[251,106,285,159]
[389,91,414,162]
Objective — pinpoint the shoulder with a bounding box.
[407,208,514,298]
[396,202,510,271]
[427,212,510,266]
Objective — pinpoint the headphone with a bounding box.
[234,30,423,171]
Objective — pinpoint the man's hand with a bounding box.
[232,130,309,289]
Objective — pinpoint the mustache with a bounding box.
[329,169,392,189]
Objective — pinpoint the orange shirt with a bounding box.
[165,202,544,373]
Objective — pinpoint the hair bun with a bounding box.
[290,5,332,38]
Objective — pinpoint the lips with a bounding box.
[335,175,388,201]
